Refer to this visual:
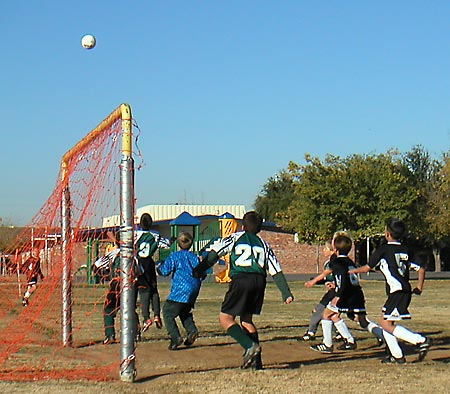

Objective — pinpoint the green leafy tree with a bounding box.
[426,154,450,241]
[254,166,296,222]
[277,151,419,243]
[401,145,441,242]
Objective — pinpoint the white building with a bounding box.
[102,204,247,227]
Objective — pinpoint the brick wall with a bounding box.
[260,230,321,274]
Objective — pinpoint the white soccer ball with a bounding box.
[81,34,96,50]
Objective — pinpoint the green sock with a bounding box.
[242,327,259,344]
[242,326,263,369]
[227,324,254,349]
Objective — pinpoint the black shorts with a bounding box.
[335,288,366,314]
[319,289,335,306]
[221,273,266,316]
[382,291,412,321]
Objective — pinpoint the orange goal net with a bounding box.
[0,103,137,381]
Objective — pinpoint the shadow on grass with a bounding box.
[134,365,240,384]
[133,333,450,383]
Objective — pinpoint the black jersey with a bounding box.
[368,241,421,294]
[330,255,361,299]
[330,255,365,312]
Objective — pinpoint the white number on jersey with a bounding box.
[394,253,408,276]
[138,242,150,258]
[235,244,265,268]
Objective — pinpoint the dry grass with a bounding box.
[1,278,449,393]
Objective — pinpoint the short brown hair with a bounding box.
[333,234,352,255]
[177,232,193,250]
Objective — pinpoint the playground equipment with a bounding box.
[215,213,238,283]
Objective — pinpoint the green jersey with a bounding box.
[208,231,284,278]
[135,230,171,260]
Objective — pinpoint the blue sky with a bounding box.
[1,1,449,225]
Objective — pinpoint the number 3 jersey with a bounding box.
[207,231,284,278]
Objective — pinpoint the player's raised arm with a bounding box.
[348,264,371,275]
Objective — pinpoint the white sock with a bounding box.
[334,319,354,343]
[393,325,425,345]
[321,319,333,347]
[383,330,403,359]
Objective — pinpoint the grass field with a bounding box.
[1,277,449,393]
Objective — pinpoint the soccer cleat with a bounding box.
[142,319,153,332]
[22,298,29,307]
[241,342,261,369]
[381,355,406,364]
[184,331,199,346]
[250,352,263,370]
[337,340,357,351]
[301,331,316,341]
[103,335,115,345]
[417,337,432,362]
[310,343,333,354]
[168,337,184,350]
[154,316,163,329]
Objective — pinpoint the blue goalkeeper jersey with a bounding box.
[157,250,202,305]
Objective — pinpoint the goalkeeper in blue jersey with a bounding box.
[157,232,203,350]
[194,211,294,370]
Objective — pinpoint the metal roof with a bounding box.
[102,204,246,227]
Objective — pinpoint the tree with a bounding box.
[276,151,420,243]
[401,145,441,242]
[254,165,296,222]
[426,154,450,241]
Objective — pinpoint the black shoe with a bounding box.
[241,342,261,369]
[310,343,333,354]
[250,352,263,370]
[22,298,28,307]
[417,337,432,362]
[337,340,357,351]
[184,331,199,346]
[377,336,385,346]
[168,337,183,350]
[381,355,406,364]
[300,331,316,341]
[103,335,116,345]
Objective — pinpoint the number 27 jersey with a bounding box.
[208,231,284,278]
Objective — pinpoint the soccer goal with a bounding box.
[0,103,138,382]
